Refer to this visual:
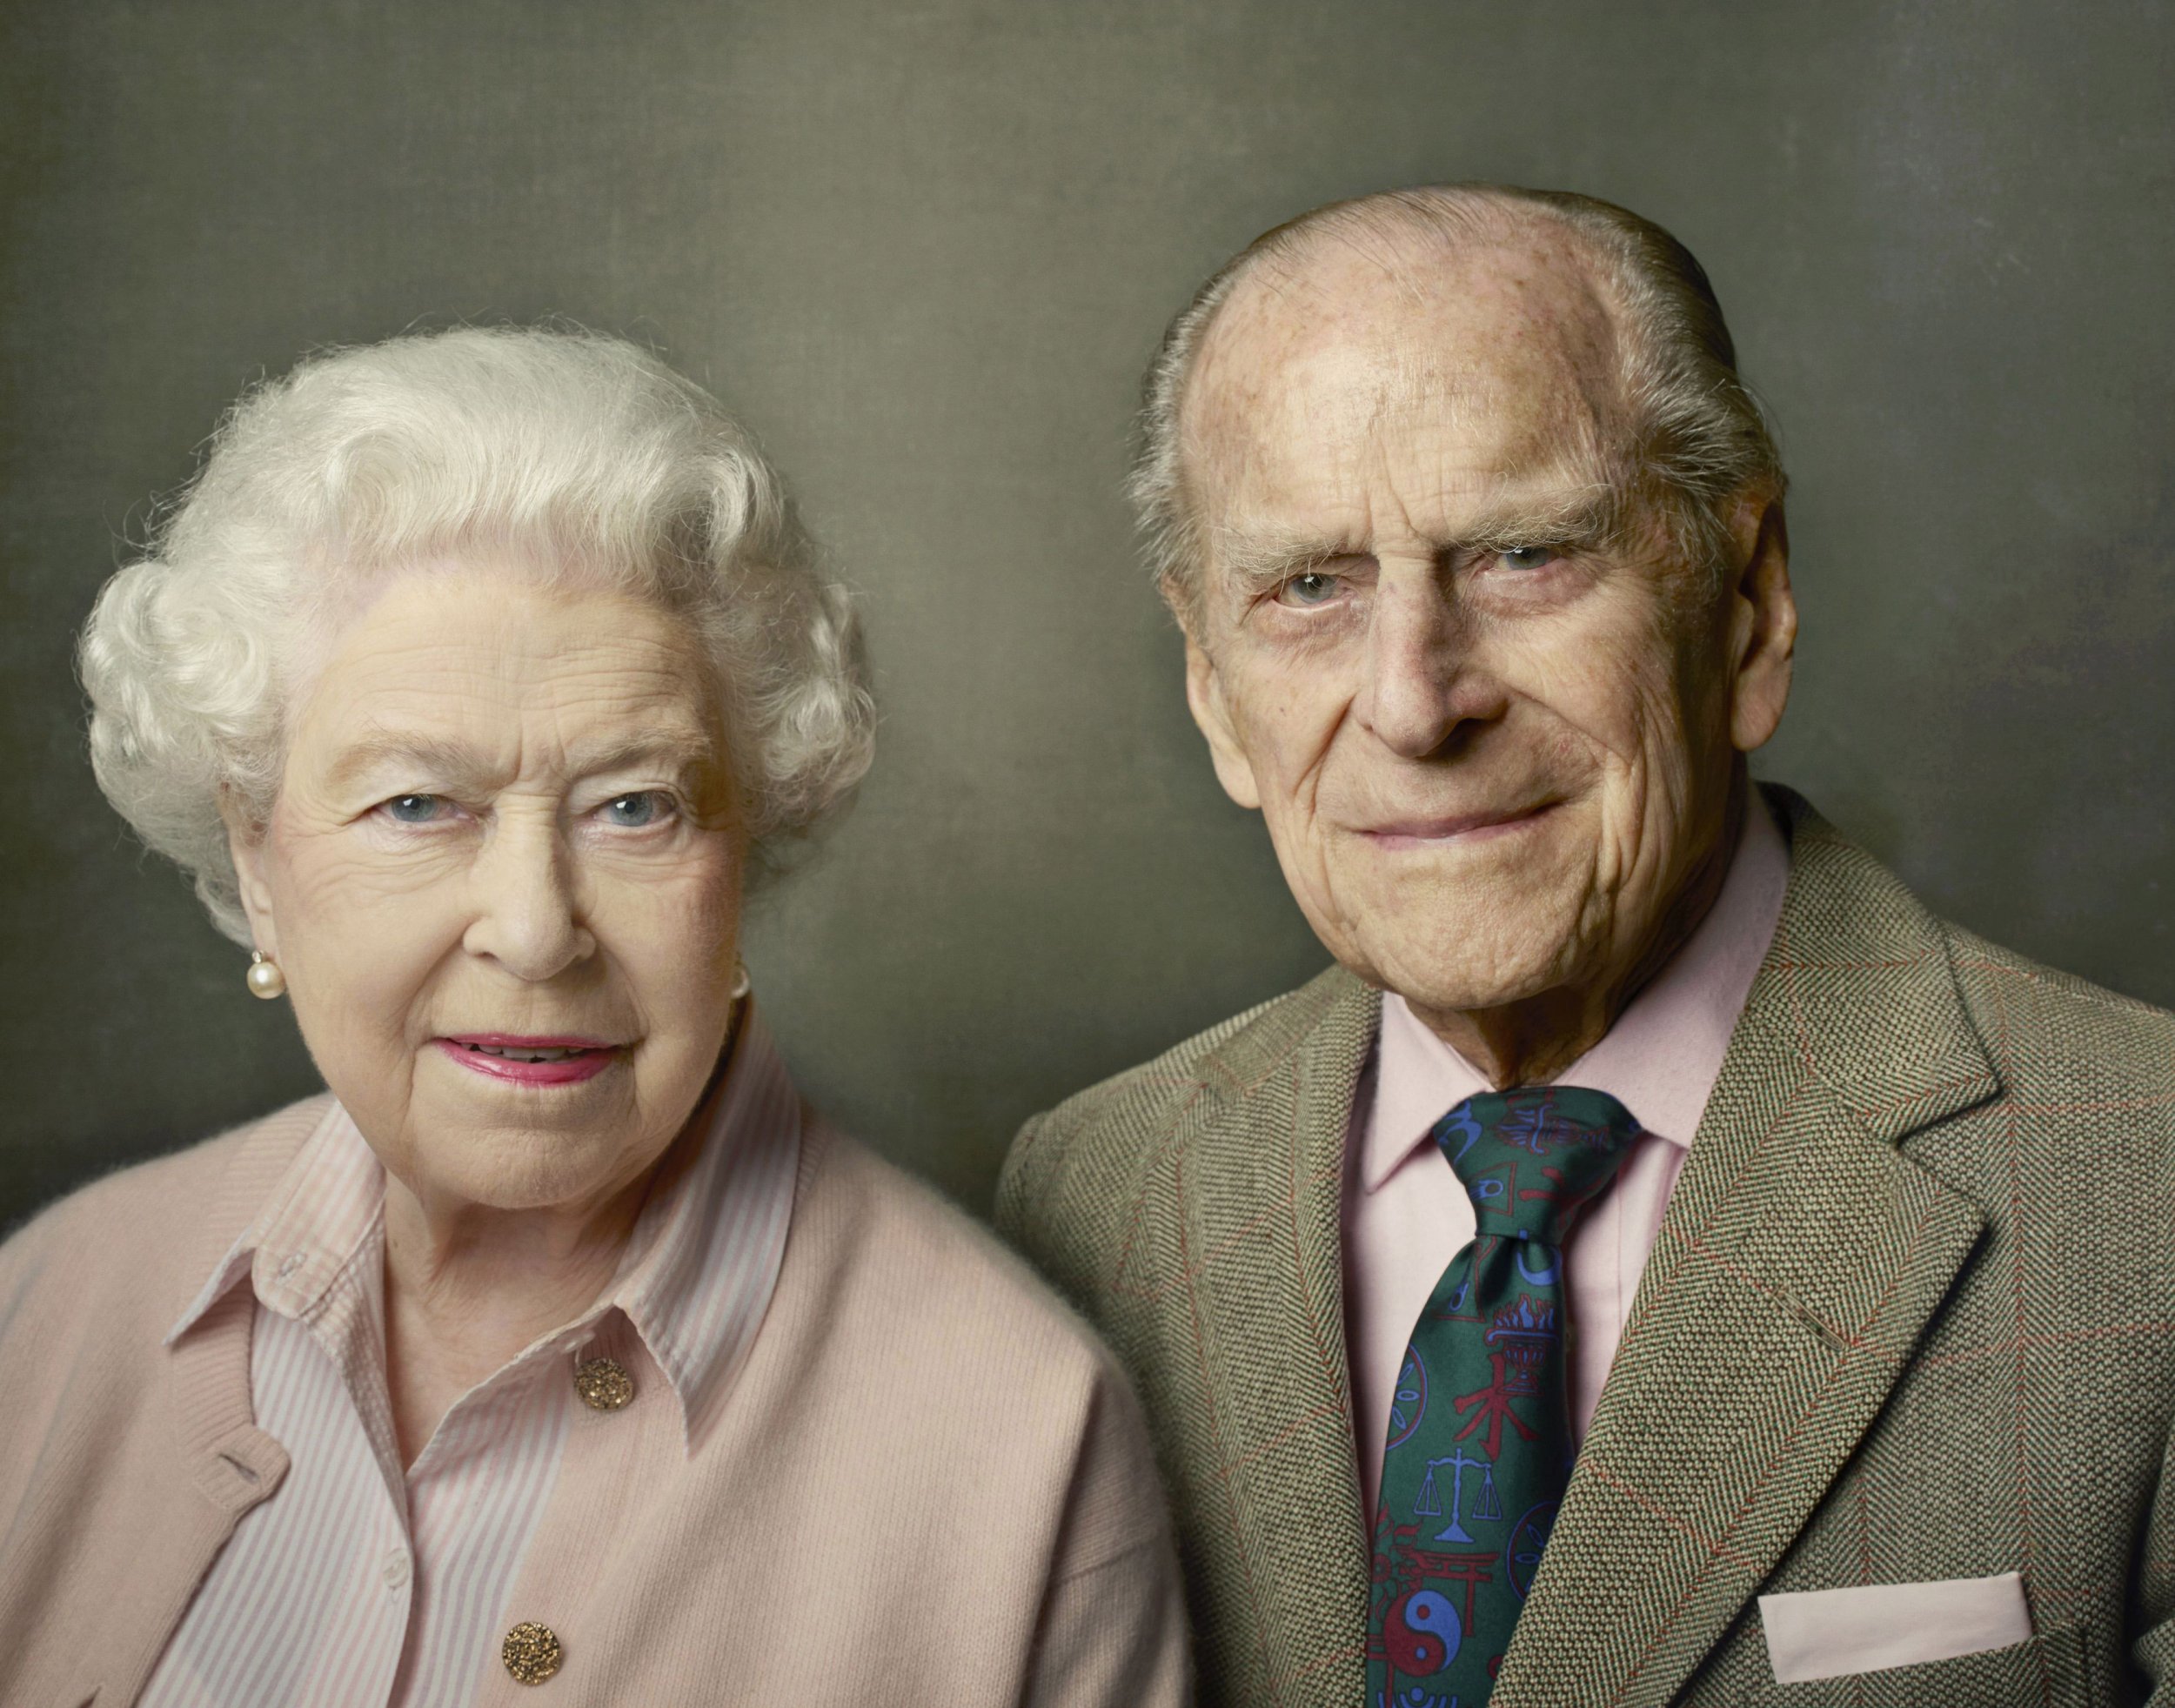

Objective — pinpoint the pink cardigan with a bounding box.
[0,1097,1191,1706]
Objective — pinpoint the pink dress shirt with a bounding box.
[1346,796,1790,1513]
[138,1011,800,1708]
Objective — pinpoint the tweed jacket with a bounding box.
[997,788,2175,1707]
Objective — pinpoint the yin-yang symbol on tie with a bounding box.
[1385,1589,1461,1675]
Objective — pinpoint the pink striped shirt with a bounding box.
[140,1011,800,1707]
[1346,794,1791,1512]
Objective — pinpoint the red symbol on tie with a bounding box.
[1406,1549,1497,1627]
[1450,1353,1539,1458]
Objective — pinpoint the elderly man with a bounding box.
[998,185,2175,1707]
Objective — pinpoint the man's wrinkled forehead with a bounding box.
[1181,225,1627,542]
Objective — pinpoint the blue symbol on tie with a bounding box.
[1412,1447,1493,1544]
[1515,1242,1557,1286]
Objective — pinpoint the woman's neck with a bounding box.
[378,1175,649,1469]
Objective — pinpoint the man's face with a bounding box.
[1181,232,1790,1025]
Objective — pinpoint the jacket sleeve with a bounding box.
[2134,1380,2175,1699]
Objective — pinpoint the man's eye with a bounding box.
[1498,546,1560,572]
[600,791,675,827]
[382,794,448,823]
[1275,572,1343,607]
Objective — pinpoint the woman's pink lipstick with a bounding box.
[434,1035,620,1086]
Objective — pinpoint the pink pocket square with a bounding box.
[1757,1572,2032,1683]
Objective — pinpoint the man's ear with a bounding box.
[1724,491,1797,754]
[220,793,281,959]
[1183,634,1263,810]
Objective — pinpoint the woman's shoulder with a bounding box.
[787,1114,1130,1386]
[761,1116,1173,1578]
[0,1093,333,1332]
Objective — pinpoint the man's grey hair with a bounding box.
[1129,184,1785,627]
[78,325,876,944]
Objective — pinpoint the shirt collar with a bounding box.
[1357,790,1790,1194]
[608,1008,800,1450]
[168,1006,803,1455]
[166,1097,383,1343]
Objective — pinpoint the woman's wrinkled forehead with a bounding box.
[281,569,733,798]
[277,545,706,723]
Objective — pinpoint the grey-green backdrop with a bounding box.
[3,0,2170,1229]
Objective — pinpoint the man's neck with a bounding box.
[1407,777,1750,1090]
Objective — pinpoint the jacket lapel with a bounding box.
[1173,968,1378,1706]
[1495,793,2002,1707]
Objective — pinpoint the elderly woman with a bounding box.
[0,329,1188,1705]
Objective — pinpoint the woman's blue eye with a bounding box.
[385,794,445,823]
[1501,546,1559,571]
[1279,572,1342,606]
[602,792,671,827]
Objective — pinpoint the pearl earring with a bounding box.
[246,950,287,1000]
[730,959,752,1000]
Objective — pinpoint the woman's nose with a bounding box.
[462,814,595,981]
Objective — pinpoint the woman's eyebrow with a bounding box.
[323,728,719,793]
[322,732,493,794]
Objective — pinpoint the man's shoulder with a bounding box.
[1776,785,2172,1089]
[1937,917,2175,1101]
[994,964,1375,1254]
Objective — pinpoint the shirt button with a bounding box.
[502,1621,563,1685]
[382,1549,410,1589]
[573,1356,634,1412]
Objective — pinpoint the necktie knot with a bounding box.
[1430,1085,1643,1249]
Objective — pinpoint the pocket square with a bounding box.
[1758,1572,2031,1684]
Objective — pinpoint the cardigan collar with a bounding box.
[168,1007,802,1455]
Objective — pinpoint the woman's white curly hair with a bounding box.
[78,326,876,944]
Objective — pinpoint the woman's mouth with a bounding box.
[433,1035,622,1086]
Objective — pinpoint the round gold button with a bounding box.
[502,1620,563,1685]
[573,1356,634,1411]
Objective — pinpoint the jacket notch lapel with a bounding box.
[1175,969,1378,1705]
[1495,795,2003,1706]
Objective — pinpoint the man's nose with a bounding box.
[1355,567,1505,759]
[463,811,595,981]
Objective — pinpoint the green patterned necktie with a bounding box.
[1366,1087,1643,1708]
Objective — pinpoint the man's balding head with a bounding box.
[1152,185,1799,1087]
[1133,185,1782,633]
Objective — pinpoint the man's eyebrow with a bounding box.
[1214,533,1361,597]
[1212,482,1627,597]
[1449,481,1625,551]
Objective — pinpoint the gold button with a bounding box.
[573,1356,634,1411]
[502,1620,563,1685]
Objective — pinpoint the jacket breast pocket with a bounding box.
[1770,1623,2090,1707]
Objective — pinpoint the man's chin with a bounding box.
[1367,961,1568,1023]
[1332,910,1592,1023]
[1316,874,1590,1019]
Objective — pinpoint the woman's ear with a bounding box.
[220,793,280,959]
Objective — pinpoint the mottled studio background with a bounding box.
[3,0,2170,1228]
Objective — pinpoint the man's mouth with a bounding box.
[1361,800,1559,846]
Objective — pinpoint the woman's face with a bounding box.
[231,568,747,1219]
